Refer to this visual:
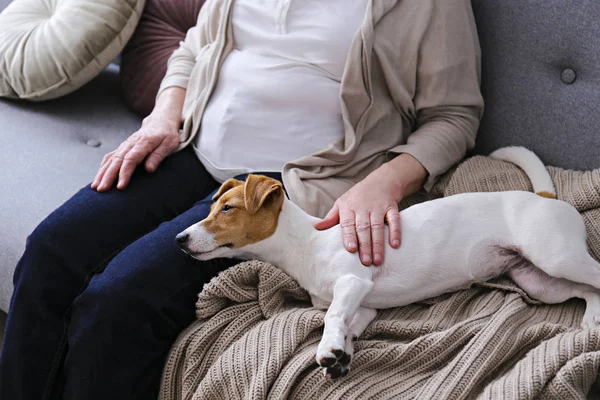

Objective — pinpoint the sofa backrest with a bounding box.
[471,0,600,170]
[2,0,597,170]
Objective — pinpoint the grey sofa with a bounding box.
[0,0,599,322]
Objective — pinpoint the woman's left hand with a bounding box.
[314,166,403,267]
[314,154,428,267]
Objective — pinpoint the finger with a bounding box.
[100,150,115,168]
[339,209,358,253]
[354,214,372,266]
[118,141,154,189]
[98,141,134,191]
[144,137,175,173]
[97,158,122,192]
[314,204,340,230]
[92,158,112,189]
[92,151,117,189]
[370,212,385,266]
[386,207,401,248]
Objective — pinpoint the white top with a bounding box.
[194,0,368,182]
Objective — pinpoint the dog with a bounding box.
[176,146,600,379]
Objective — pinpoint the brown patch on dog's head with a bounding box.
[200,174,285,249]
[536,191,556,199]
[212,178,244,201]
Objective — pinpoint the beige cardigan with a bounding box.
[158,0,484,218]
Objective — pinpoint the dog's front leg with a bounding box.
[337,306,378,373]
[316,274,374,379]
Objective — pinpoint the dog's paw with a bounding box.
[322,362,350,380]
[318,350,352,380]
[316,328,346,364]
[316,333,353,380]
[581,312,600,330]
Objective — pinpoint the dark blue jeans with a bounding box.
[0,147,281,400]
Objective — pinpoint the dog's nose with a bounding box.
[175,233,189,246]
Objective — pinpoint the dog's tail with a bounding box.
[489,146,556,199]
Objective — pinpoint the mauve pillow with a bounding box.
[121,0,206,117]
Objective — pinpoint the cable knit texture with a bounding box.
[159,155,600,400]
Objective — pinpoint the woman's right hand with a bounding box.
[91,87,186,192]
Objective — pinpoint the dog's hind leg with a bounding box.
[580,292,600,330]
[508,264,600,330]
[316,275,374,380]
[531,251,600,290]
[495,240,600,290]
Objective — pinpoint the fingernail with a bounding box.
[392,240,400,247]
[348,242,356,249]
[362,255,371,264]
[374,254,382,264]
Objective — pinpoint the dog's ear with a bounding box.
[244,174,284,215]
[212,178,244,201]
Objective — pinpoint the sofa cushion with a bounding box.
[0,0,146,101]
[0,65,142,312]
[120,0,206,117]
[471,0,600,171]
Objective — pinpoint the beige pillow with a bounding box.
[0,0,146,101]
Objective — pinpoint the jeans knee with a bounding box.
[22,184,103,260]
[27,205,83,253]
[13,213,92,305]
[14,223,60,288]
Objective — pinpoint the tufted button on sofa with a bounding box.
[470,0,600,170]
[560,68,577,85]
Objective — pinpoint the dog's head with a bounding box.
[176,174,285,261]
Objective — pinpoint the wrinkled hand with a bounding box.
[314,170,402,267]
[91,117,180,192]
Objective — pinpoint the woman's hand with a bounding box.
[315,153,428,266]
[91,87,186,192]
[315,166,402,267]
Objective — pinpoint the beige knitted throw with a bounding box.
[159,156,600,400]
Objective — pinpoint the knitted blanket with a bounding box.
[159,156,600,400]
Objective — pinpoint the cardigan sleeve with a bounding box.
[156,0,216,98]
[388,0,485,191]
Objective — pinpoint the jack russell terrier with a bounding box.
[176,146,600,380]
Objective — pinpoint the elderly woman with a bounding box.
[0,0,483,398]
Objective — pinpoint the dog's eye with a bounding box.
[222,204,233,213]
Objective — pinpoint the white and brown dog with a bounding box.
[176,146,600,379]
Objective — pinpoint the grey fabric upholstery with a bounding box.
[0,65,141,311]
[471,0,600,170]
